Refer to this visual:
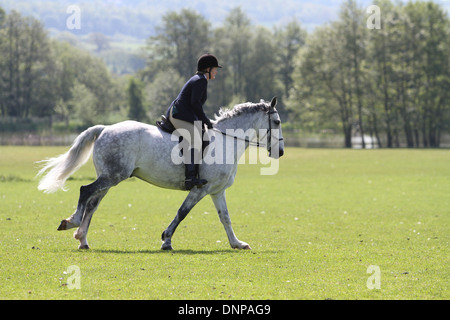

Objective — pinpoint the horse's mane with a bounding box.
[215,102,268,122]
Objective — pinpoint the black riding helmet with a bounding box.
[197,54,222,72]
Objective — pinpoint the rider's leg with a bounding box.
[169,111,208,190]
[184,148,207,190]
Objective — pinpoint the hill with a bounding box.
[0,0,371,38]
[2,0,449,39]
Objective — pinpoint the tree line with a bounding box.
[0,8,121,130]
[288,0,449,148]
[1,1,449,147]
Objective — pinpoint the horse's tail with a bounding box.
[37,125,106,194]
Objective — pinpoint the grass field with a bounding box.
[0,146,448,300]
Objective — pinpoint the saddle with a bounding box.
[156,115,210,151]
[156,115,176,134]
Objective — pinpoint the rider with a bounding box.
[166,53,222,190]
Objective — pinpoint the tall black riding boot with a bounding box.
[185,149,207,190]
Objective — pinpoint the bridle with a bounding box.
[212,108,284,153]
[266,109,284,155]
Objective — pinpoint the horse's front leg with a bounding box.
[211,191,251,250]
[161,188,207,250]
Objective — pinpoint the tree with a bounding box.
[89,32,110,52]
[70,81,97,126]
[50,41,115,125]
[145,69,184,122]
[207,8,253,109]
[0,6,6,117]
[0,10,52,118]
[367,0,397,147]
[273,20,307,120]
[291,24,355,147]
[127,77,146,121]
[244,26,281,102]
[0,7,4,25]
[274,20,307,99]
[143,9,210,81]
[221,7,252,99]
[412,2,450,147]
[338,0,367,148]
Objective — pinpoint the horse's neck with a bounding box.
[214,112,263,159]
[216,112,263,131]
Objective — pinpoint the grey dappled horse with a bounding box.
[37,97,284,250]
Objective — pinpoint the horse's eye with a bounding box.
[274,120,281,125]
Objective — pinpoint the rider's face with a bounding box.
[208,67,218,80]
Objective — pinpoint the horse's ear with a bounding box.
[270,96,277,108]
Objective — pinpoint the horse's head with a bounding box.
[262,97,285,159]
[214,97,285,159]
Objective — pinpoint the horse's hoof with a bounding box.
[57,219,68,231]
[78,244,90,250]
[233,242,252,250]
[161,243,173,251]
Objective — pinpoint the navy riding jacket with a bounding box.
[167,74,212,127]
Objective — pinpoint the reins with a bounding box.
[212,109,284,150]
[212,128,264,147]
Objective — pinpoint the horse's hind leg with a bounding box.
[74,190,108,249]
[57,186,94,231]
[62,176,116,249]
[72,176,118,249]
[161,188,207,250]
[57,176,110,231]
[57,184,97,231]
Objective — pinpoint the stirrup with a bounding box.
[185,177,208,190]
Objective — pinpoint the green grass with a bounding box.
[0,146,448,299]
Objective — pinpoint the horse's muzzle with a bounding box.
[269,148,284,159]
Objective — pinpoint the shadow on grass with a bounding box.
[70,248,278,255]
[92,248,245,255]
